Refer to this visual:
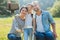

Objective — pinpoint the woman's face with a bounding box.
[21,8,28,15]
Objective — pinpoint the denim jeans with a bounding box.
[24,28,33,40]
[7,33,21,40]
[35,31,55,40]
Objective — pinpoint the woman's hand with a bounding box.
[16,29,23,33]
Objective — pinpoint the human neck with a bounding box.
[36,10,42,16]
[20,13,25,20]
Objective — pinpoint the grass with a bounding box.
[54,18,60,40]
[0,17,13,40]
[0,17,60,40]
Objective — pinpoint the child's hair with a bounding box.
[27,3,33,7]
[20,6,28,12]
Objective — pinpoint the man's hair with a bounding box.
[32,1,39,6]
[20,6,28,12]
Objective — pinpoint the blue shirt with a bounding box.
[35,10,55,32]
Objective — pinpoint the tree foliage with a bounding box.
[0,0,11,16]
[49,1,60,17]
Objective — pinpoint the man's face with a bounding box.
[33,4,40,12]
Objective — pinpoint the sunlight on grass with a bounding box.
[0,17,60,40]
[54,18,60,40]
[0,17,13,40]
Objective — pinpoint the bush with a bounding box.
[49,1,60,17]
[0,7,11,16]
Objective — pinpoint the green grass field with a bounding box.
[0,17,60,40]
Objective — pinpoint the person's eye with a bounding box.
[22,10,27,12]
[25,10,27,12]
[22,10,24,11]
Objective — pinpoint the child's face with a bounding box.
[27,5,33,11]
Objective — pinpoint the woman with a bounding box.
[7,6,28,40]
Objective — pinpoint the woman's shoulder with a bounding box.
[15,14,20,17]
[15,14,20,19]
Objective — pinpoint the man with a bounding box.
[32,1,57,40]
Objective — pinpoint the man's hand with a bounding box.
[33,29,36,34]
[51,23,57,38]
[53,32,57,38]
[33,31,35,34]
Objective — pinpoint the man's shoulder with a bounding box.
[42,10,50,15]
[42,10,49,13]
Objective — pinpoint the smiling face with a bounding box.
[20,7,28,15]
[33,4,40,12]
[27,4,33,11]
[32,1,40,12]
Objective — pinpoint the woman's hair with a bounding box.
[20,6,28,12]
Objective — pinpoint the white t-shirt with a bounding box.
[36,14,45,32]
[25,14,33,28]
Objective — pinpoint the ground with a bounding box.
[0,17,60,40]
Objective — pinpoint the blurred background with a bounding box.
[0,0,60,40]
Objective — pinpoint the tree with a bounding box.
[0,0,4,4]
[0,0,11,16]
[49,1,60,17]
